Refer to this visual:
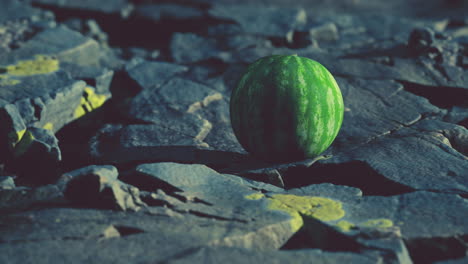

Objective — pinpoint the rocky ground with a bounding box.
[1,0,467,263]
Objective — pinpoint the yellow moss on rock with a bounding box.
[336,220,355,232]
[0,75,21,86]
[245,193,265,200]
[5,55,59,76]
[74,87,109,118]
[14,130,35,157]
[43,122,54,131]
[267,194,345,232]
[361,218,394,229]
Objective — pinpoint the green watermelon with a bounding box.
[230,54,344,162]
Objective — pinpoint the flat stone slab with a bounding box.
[209,4,306,40]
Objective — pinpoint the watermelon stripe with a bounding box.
[292,56,306,152]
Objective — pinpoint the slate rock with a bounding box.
[32,0,130,15]
[0,103,26,159]
[60,63,114,95]
[130,162,300,249]
[309,22,339,43]
[318,119,468,196]
[0,26,117,131]
[209,4,307,41]
[124,60,188,92]
[89,124,211,165]
[0,176,15,189]
[58,164,118,190]
[9,127,61,183]
[170,33,220,64]
[164,246,379,264]
[0,205,288,263]
[64,164,144,211]
[135,4,205,21]
[0,184,63,211]
[0,0,46,24]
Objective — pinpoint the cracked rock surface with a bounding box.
[1,0,467,263]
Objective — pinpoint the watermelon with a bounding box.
[230,54,344,162]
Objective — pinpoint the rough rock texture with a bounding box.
[0,0,467,263]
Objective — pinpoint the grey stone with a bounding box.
[58,165,118,190]
[125,59,188,91]
[64,165,144,211]
[320,119,468,195]
[0,0,46,24]
[135,4,204,21]
[170,33,219,64]
[0,184,63,211]
[209,4,306,41]
[165,247,379,264]
[309,22,339,42]
[32,0,130,15]
[0,103,26,159]
[0,176,15,189]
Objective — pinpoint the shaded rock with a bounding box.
[444,106,468,126]
[0,176,15,189]
[164,246,379,264]
[0,70,86,132]
[0,205,287,263]
[89,123,218,165]
[209,4,306,41]
[170,33,220,64]
[0,184,62,211]
[134,4,204,21]
[408,27,436,52]
[309,22,339,43]
[64,164,144,211]
[60,63,114,95]
[124,59,188,91]
[9,127,61,183]
[0,103,26,159]
[32,0,130,16]
[319,119,468,195]
[58,164,118,190]
[0,0,46,24]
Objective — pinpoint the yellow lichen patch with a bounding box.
[267,194,345,232]
[7,129,26,148]
[0,75,21,86]
[84,87,107,109]
[361,218,394,229]
[6,55,59,76]
[43,122,54,131]
[335,220,355,232]
[74,87,109,118]
[14,130,35,157]
[245,193,265,200]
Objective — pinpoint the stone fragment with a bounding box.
[125,60,188,91]
[321,119,468,195]
[135,4,204,21]
[170,33,219,64]
[0,103,26,159]
[309,22,339,42]
[0,176,15,189]
[0,184,62,211]
[0,0,45,24]
[209,5,306,41]
[408,27,435,52]
[164,247,378,264]
[32,0,130,15]
[58,165,118,190]
[64,165,144,211]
